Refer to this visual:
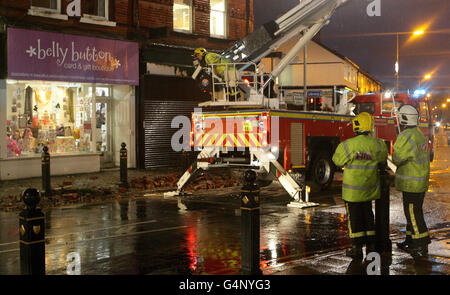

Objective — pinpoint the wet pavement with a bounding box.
[0,144,449,275]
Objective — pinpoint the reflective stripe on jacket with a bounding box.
[393,127,430,193]
[332,135,388,203]
[204,52,231,78]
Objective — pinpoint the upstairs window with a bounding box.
[83,0,108,19]
[173,0,192,33]
[210,0,226,38]
[80,0,116,26]
[28,0,66,20]
[31,0,58,11]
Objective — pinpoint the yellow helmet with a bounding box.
[352,112,374,133]
[193,48,207,58]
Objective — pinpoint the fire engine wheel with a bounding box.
[311,152,335,190]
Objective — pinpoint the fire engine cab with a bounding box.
[165,0,434,209]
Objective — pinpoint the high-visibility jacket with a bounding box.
[392,127,430,193]
[205,53,239,96]
[332,134,388,203]
[205,52,231,78]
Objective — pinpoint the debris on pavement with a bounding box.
[0,169,242,212]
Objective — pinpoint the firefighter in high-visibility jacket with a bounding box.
[332,112,388,258]
[193,48,241,101]
[393,104,431,258]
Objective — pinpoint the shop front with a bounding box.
[0,28,139,180]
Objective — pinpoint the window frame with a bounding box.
[381,100,404,114]
[173,0,193,34]
[28,0,68,21]
[80,0,116,27]
[354,102,376,115]
[30,0,59,13]
[210,0,227,39]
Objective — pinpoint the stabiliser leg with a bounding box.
[164,147,219,198]
[251,149,318,209]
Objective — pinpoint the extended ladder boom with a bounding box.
[220,0,347,73]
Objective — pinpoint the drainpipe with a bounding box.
[246,0,251,35]
[135,0,140,29]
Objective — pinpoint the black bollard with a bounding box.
[375,166,392,257]
[120,142,129,188]
[239,170,263,275]
[19,188,45,275]
[41,146,51,196]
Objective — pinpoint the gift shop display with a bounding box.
[5,81,95,157]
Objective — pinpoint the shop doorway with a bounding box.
[96,98,114,168]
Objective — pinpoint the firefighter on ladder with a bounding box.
[193,48,241,101]
[332,112,388,259]
[393,104,431,258]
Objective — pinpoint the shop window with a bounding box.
[173,0,192,33]
[5,80,96,157]
[210,0,227,38]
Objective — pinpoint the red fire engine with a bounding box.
[166,0,434,208]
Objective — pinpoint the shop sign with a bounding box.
[7,28,139,85]
[307,91,321,97]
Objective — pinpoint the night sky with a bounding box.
[253,0,450,110]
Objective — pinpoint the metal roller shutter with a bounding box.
[143,100,198,169]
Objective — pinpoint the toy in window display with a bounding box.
[18,114,28,129]
[47,128,56,153]
[80,133,90,152]
[41,110,51,126]
[73,128,80,140]
[22,128,37,153]
[6,125,12,137]
[56,125,65,136]
[32,105,39,128]
[6,136,22,157]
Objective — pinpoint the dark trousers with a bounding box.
[345,201,376,246]
[402,192,431,247]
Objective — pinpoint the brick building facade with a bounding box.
[0,0,255,173]
[0,1,253,44]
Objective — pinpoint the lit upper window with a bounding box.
[210,0,226,38]
[173,0,192,32]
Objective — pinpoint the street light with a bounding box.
[395,29,425,92]
[442,103,447,109]
[418,73,432,88]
